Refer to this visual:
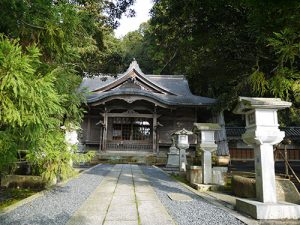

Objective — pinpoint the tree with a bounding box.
[0,0,135,181]
[120,22,162,74]
[0,36,64,178]
[128,0,300,125]
[249,28,300,125]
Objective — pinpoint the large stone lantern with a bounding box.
[234,97,300,219]
[173,128,193,172]
[193,123,221,184]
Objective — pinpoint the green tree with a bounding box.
[0,0,135,181]
[249,28,300,125]
[131,0,300,125]
[0,36,63,177]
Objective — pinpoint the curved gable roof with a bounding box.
[80,60,216,106]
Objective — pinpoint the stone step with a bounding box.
[91,152,167,165]
[162,166,180,174]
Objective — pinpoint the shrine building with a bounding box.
[79,60,225,155]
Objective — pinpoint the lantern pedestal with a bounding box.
[179,149,187,172]
[201,150,212,184]
[236,199,300,220]
[166,145,180,168]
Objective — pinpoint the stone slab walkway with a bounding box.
[0,164,246,225]
[0,164,113,225]
[66,164,175,225]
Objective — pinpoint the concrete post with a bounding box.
[201,150,212,184]
[254,144,277,203]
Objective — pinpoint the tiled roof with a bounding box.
[87,88,215,106]
[226,127,300,139]
[80,60,216,106]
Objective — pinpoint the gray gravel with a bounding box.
[0,164,113,225]
[141,166,245,225]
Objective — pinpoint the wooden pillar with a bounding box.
[153,106,157,153]
[87,116,91,142]
[156,131,159,153]
[98,125,103,152]
[102,108,108,151]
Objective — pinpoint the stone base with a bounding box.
[236,198,300,219]
[1,175,45,188]
[186,165,202,184]
[212,167,228,185]
[191,183,220,192]
[166,153,179,168]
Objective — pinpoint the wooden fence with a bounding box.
[229,148,300,161]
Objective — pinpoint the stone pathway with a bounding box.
[0,164,244,225]
[142,166,244,225]
[0,164,113,225]
[66,164,174,225]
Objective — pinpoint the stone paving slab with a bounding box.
[136,191,159,201]
[66,164,176,225]
[106,205,138,221]
[132,167,176,225]
[110,195,135,204]
[66,169,120,225]
[104,221,138,225]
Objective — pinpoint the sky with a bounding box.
[114,0,154,38]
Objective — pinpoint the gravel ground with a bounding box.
[141,166,245,225]
[0,164,113,225]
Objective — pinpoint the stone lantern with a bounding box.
[234,97,300,219]
[172,128,193,172]
[166,135,180,168]
[193,123,221,184]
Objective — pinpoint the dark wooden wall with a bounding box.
[81,105,211,149]
[157,107,197,145]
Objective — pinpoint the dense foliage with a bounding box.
[112,0,300,126]
[0,0,134,182]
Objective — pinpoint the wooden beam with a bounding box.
[106,112,154,118]
[91,96,171,109]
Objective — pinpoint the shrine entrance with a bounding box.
[106,116,153,151]
[97,100,160,153]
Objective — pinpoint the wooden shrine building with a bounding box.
[79,60,219,154]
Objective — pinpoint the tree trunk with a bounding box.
[212,111,230,156]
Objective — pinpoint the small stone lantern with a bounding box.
[193,123,221,184]
[173,128,193,172]
[166,135,180,168]
[233,97,300,219]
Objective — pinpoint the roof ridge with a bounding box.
[146,74,185,78]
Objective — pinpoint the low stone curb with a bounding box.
[0,164,100,216]
[153,165,258,225]
[0,190,44,216]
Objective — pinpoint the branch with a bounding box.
[160,49,178,74]
[21,20,46,30]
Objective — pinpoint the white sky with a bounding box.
[114,0,153,38]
